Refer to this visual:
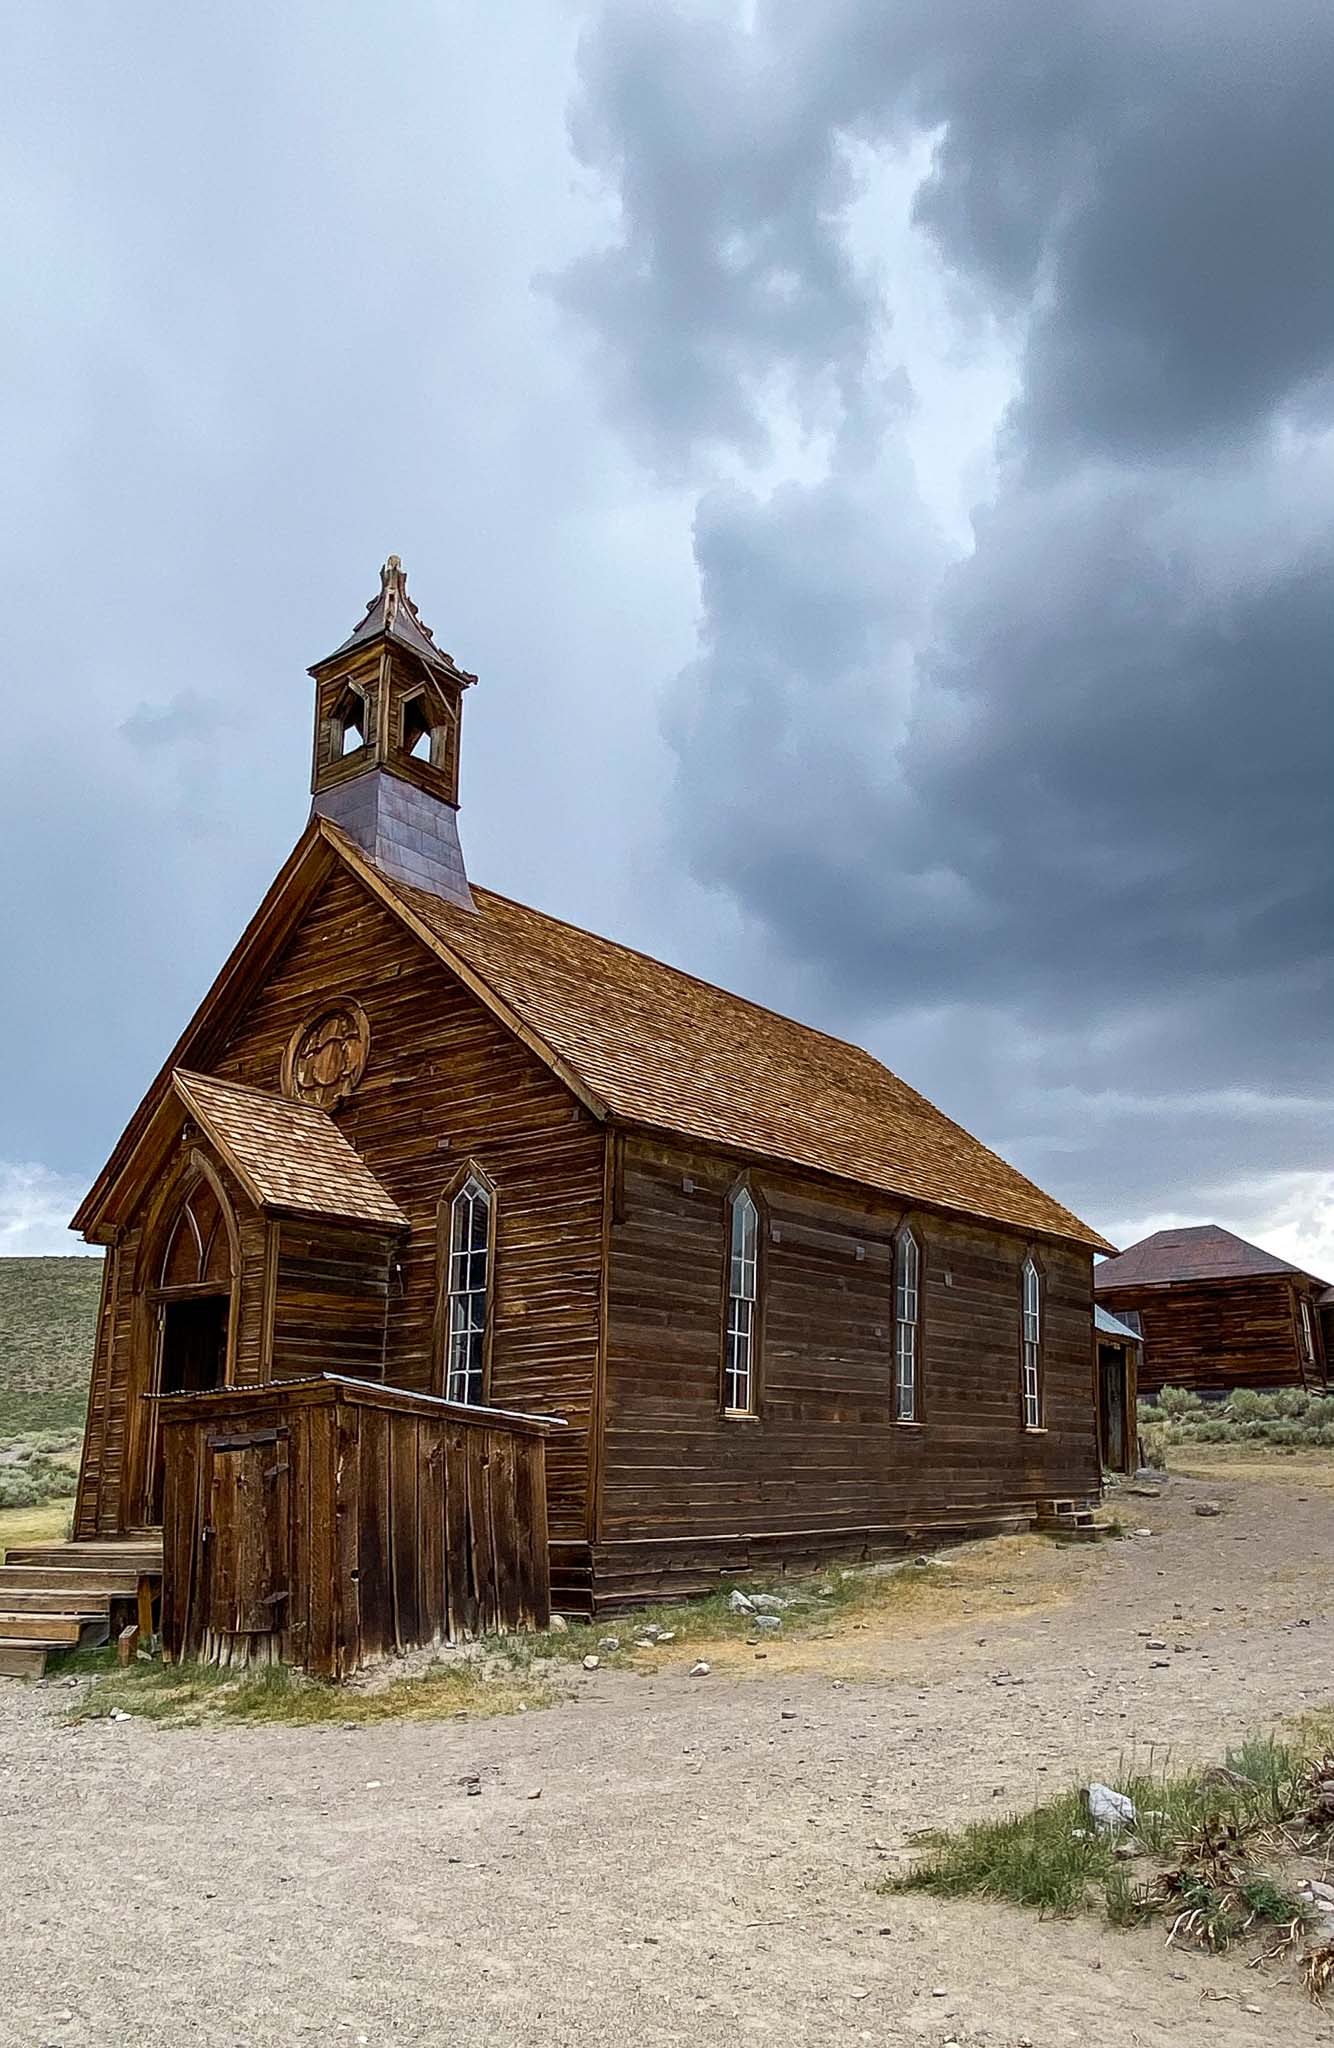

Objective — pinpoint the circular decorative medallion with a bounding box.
[282,1000,371,1109]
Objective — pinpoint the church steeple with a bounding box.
[308,558,476,909]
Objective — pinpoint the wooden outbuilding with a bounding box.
[39,558,1114,1669]
[1095,1225,1330,1398]
[1094,1306,1141,1472]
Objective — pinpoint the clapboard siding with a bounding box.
[270,1219,398,1381]
[1100,1274,1326,1395]
[160,1377,554,1676]
[597,1137,1097,1594]
[208,866,604,1540]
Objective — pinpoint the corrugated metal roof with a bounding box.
[1095,1305,1142,1343]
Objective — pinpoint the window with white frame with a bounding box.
[446,1173,491,1404]
[1021,1256,1042,1428]
[894,1228,920,1420]
[724,1187,759,1413]
[1299,1295,1317,1366]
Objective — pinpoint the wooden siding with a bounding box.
[160,1377,554,1677]
[76,1152,269,1536]
[208,865,604,1541]
[270,1219,397,1382]
[596,1137,1098,1601]
[1099,1274,1327,1395]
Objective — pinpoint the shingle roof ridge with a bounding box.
[466,881,884,1062]
[446,881,1100,1246]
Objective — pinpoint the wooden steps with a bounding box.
[0,1643,48,1679]
[1033,1497,1100,1542]
[0,1537,162,1679]
[0,1582,141,1613]
[0,1565,142,1597]
[0,1613,94,1644]
[5,1542,163,1573]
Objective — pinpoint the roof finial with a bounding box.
[380,554,404,629]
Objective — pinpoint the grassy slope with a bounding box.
[0,1497,72,1557]
[0,1255,102,1436]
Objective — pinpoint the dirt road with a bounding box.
[3,1458,1333,2047]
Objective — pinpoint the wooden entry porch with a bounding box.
[158,1374,562,1679]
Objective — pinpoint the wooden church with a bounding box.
[17,561,1113,1674]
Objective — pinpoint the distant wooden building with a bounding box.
[31,560,1111,1666]
[1095,1225,1330,1398]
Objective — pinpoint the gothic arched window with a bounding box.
[894,1227,920,1422]
[1021,1256,1043,1429]
[445,1172,493,1405]
[723,1186,760,1415]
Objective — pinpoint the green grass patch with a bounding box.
[497,1557,966,1669]
[68,1653,564,1726]
[887,1722,1334,1952]
[0,1390,89,1442]
[0,1495,73,1557]
[0,1257,101,1399]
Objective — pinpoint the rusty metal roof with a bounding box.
[1094,1224,1328,1292]
[172,1070,407,1230]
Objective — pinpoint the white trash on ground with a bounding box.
[1086,1783,1137,1832]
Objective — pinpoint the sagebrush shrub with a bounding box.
[1158,1386,1204,1419]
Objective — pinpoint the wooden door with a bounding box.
[204,1431,290,1637]
[1098,1346,1128,1472]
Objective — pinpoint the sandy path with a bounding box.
[3,1460,1333,2048]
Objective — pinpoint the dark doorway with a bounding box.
[1098,1343,1128,1472]
[147,1295,229,1522]
[161,1295,229,1395]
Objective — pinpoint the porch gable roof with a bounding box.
[172,1071,408,1230]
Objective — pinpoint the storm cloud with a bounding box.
[554,0,1334,1254]
[3,3,1331,1272]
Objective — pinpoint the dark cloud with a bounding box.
[558,0,1334,1242]
[1,6,693,1215]
[6,2,1332,1270]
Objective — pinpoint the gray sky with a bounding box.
[4,2,1332,1276]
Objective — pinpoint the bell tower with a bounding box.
[308,557,476,909]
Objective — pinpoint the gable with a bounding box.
[77,816,1107,1253]
[72,824,597,1240]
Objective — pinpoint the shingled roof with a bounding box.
[337,838,1109,1250]
[315,554,476,685]
[173,1070,407,1230]
[72,821,1111,1251]
[1094,1224,1328,1293]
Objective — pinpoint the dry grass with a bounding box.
[1167,1447,1334,1491]
[501,1541,1059,1681]
[0,1496,72,1558]
[68,1652,563,1727]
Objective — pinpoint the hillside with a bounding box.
[0,1255,102,1436]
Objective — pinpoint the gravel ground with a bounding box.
[3,1457,1334,2048]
